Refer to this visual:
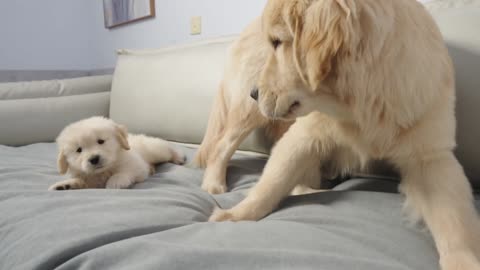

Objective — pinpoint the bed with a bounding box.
[4,143,473,270]
[1,1,479,269]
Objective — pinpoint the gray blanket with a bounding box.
[1,143,478,270]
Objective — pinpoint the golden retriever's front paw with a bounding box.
[208,208,238,222]
[440,251,480,270]
[208,206,262,222]
[201,181,227,194]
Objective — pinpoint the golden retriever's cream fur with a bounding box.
[210,0,480,268]
[193,18,293,194]
[49,117,184,190]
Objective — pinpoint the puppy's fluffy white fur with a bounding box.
[49,116,185,190]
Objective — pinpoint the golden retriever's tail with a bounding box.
[193,82,228,168]
[129,134,185,165]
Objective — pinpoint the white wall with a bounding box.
[90,0,433,68]
[0,0,97,70]
[91,0,268,68]
[0,0,434,70]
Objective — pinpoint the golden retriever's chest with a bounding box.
[339,123,395,160]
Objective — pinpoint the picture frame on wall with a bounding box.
[103,0,155,29]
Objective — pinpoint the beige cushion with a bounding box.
[109,37,271,153]
[0,76,112,146]
[426,3,480,186]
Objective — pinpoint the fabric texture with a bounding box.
[1,143,479,270]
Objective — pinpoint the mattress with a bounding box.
[1,143,478,270]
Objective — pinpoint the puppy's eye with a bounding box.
[76,147,82,153]
[271,38,282,50]
[97,139,105,145]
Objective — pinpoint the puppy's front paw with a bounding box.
[48,182,73,191]
[202,181,227,195]
[440,250,480,270]
[48,179,83,191]
[171,149,186,165]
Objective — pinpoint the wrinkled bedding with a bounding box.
[1,143,478,270]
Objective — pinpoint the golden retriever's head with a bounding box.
[254,0,357,120]
[56,117,130,176]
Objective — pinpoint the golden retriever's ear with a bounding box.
[57,150,68,175]
[115,124,130,150]
[283,1,309,34]
[284,1,310,87]
[297,0,356,91]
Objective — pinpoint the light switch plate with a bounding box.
[190,16,202,35]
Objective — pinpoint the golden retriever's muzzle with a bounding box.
[250,87,259,101]
[254,43,305,120]
[251,85,301,120]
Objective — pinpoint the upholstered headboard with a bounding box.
[0,75,112,146]
[0,69,114,83]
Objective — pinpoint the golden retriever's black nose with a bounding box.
[250,88,259,101]
[89,155,100,165]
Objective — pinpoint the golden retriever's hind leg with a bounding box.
[194,83,228,168]
[195,132,224,169]
[398,152,480,270]
[194,138,217,169]
[202,123,258,194]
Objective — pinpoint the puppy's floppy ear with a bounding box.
[57,150,69,175]
[295,0,356,91]
[115,124,130,150]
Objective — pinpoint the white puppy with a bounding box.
[49,116,185,190]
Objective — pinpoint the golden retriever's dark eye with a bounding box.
[97,139,105,145]
[76,147,82,153]
[271,38,282,50]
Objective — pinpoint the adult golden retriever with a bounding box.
[210,0,480,268]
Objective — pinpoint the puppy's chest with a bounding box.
[84,171,114,188]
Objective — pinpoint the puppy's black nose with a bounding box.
[89,155,100,165]
[250,87,259,101]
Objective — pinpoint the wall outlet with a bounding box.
[190,16,202,35]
